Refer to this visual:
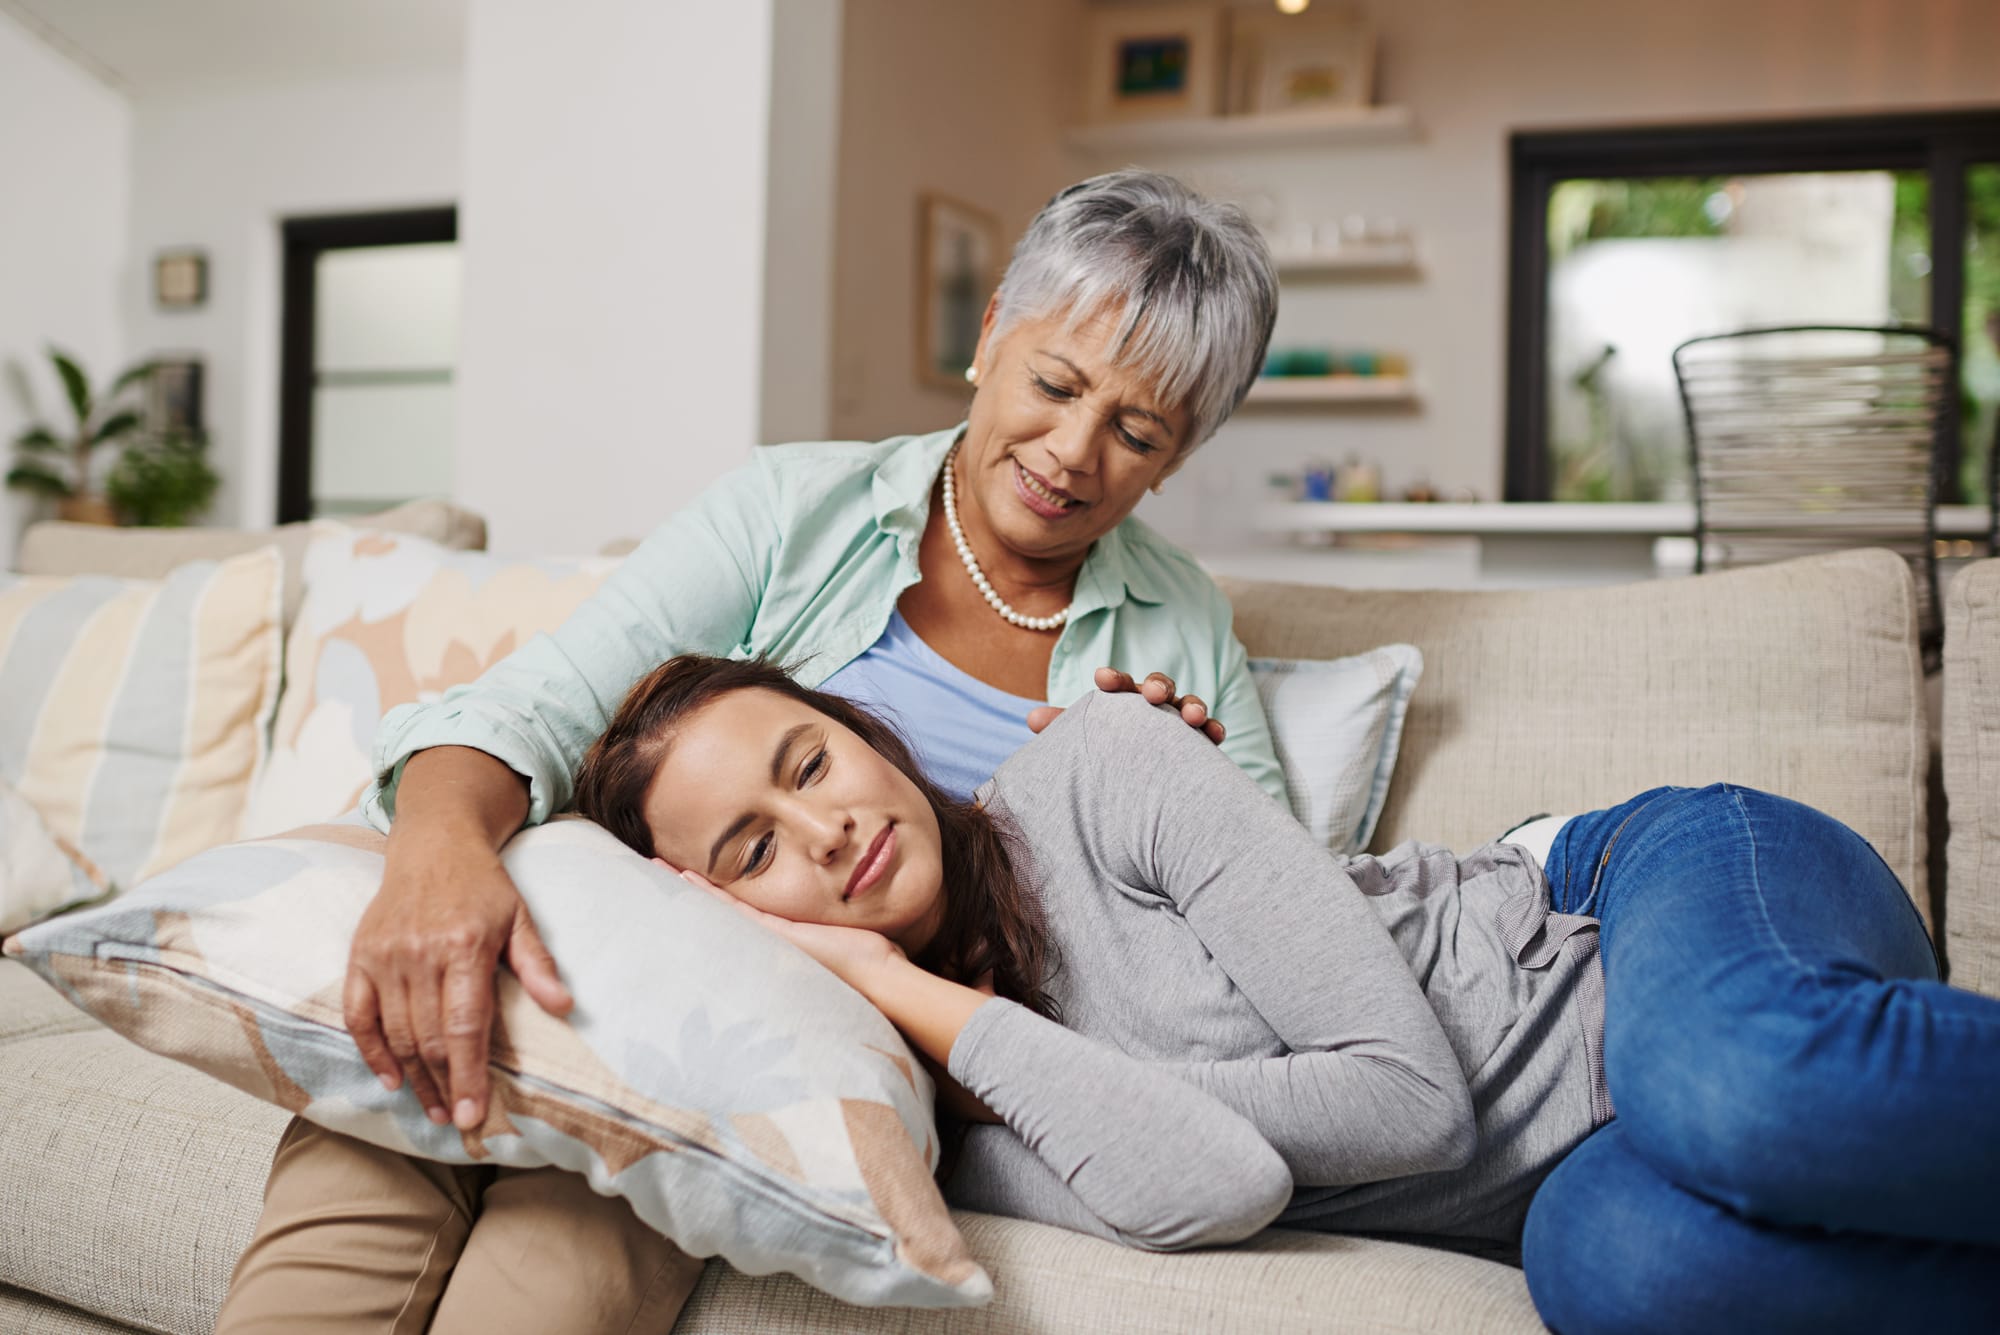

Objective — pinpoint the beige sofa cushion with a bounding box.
[676,1215,1540,1334]
[0,1284,132,1334]
[0,952,99,1045]
[0,1004,287,1335]
[0,964,1542,1335]
[15,500,488,629]
[1221,548,1930,919]
[1943,558,2000,995]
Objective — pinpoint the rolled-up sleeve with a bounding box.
[362,459,783,832]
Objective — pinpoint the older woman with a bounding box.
[216,170,1286,1334]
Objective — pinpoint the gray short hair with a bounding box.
[992,170,1278,450]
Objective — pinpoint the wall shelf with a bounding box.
[1255,501,1995,539]
[1243,376,1418,407]
[1268,240,1419,277]
[1065,105,1417,155]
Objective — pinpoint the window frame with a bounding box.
[1504,108,2000,502]
[277,206,459,523]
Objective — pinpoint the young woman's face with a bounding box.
[642,688,946,951]
[957,302,1192,565]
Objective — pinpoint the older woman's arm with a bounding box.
[364,458,784,831]
[346,455,787,1129]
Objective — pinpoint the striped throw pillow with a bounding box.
[0,549,284,904]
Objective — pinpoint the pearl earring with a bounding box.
[964,364,978,384]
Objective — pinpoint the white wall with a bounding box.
[759,0,843,446]
[0,11,130,561]
[828,0,1085,444]
[453,0,778,555]
[1088,0,2000,552]
[125,69,463,529]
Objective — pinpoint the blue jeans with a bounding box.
[1522,785,2000,1334]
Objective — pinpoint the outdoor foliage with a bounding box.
[1551,167,2000,503]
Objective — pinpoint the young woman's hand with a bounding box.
[1026,667,1225,743]
[671,866,905,994]
[671,866,993,1079]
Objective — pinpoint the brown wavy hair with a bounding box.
[573,655,1060,1024]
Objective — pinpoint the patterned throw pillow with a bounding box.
[5,815,990,1309]
[0,551,284,902]
[0,778,111,935]
[242,526,618,836]
[1250,645,1424,855]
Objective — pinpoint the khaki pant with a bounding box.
[215,1117,704,1335]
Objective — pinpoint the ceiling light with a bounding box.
[1276,0,1311,13]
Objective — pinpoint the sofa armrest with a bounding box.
[1943,558,2000,995]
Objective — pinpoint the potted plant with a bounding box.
[6,348,155,524]
[106,428,221,527]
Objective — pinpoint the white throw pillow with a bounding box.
[5,815,989,1309]
[1250,645,1424,854]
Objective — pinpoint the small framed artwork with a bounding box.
[147,358,205,435]
[1227,5,1375,116]
[1084,3,1224,125]
[917,193,1001,393]
[154,250,208,309]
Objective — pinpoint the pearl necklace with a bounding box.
[940,444,1072,632]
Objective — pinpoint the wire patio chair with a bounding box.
[1672,324,1958,669]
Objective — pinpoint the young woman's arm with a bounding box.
[997,692,1479,1189]
[695,886,1291,1251]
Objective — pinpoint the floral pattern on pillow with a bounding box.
[243,527,618,836]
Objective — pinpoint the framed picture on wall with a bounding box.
[1226,5,1375,116]
[1084,3,1224,125]
[917,193,1001,392]
[147,357,205,435]
[154,250,208,309]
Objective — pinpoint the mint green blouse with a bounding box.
[363,426,1284,830]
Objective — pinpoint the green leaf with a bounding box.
[92,410,142,444]
[5,462,74,498]
[108,361,157,398]
[12,425,61,452]
[48,348,91,424]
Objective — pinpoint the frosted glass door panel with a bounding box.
[312,383,456,511]
[316,244,461,372]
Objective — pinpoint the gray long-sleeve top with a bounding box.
[943,692,1609,1250]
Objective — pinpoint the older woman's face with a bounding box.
[958,303,1191,564]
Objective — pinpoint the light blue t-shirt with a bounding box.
[821,611,1044,802]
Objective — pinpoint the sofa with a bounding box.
[4,507,1997,1335]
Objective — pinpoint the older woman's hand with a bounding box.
[1026,667,1226,744]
